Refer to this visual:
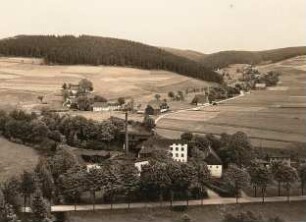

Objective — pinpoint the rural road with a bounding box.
[155,93,245,124]
[23,195,306,212]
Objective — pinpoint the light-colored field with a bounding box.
[0,137,39,182]
[0,57,211,112]
[156,57,306,150]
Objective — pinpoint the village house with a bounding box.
[68,84,80,95]
[145,100,169,116]
[138,136,187,161]
[255,83,266,90]
[138,136,223,178]
[203,146,223,178]
[92,101,121,112]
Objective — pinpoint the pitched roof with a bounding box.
[204,146,222,165]
[92,102,108,107]
[139,135,184,154]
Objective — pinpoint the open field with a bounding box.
[0,57,211,113]
[0,137,39,182]
[66,201,306,222]
[156,57,306,151]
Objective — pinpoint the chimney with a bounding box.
[125,112,129,154]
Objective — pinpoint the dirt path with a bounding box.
[23,195,306,213]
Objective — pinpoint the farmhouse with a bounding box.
[68,84,80,95]
[145,100,169,115]
[138,137,223,177]
[255,83,266,90]
[92,101,121,112]
[191,94,208,106]
[138,136,187,162]
[134,160,150,174]
[204,146,223,178]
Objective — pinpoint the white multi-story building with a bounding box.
[169,144,188,162]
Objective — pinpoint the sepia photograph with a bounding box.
[0,0,305,221]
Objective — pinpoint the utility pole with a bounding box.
[125,112,129,154]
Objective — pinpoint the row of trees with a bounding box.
[0,35,223,83]
[0,109,122,151]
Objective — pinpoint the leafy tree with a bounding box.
[180,132,193,142]
[221,131,254,167]
[79,79,93,92]
[143,115,155,130]
[154,94,161,101]
[223,210,284,222]
[62,83,67,90]
[298,164,306,195]
[103,164,122,209]
[37,96,44,103]
[140,161,171,206]
[0,177,20,208]
[76,96,92,111]
[119,164,139,208]
[192,161,210,205]
[49,147,78,181]
[19,171,36,210]
[117,97,125,106]
[84,167,101,210]
[247,162,271,203]
[224,164,250,203]
[58,165,87,210]
[0,189,20,222]
[177,91,184,100]
[35,158,55,204]
[168,91,175,99]
[30,189,52,222]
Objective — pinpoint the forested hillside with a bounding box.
[162,47,206,62]
[0,35,222,83]
[200,47,306,69]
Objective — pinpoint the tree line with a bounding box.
[0,35,223,83]
[0,109,124,152]
[200,46,306,69]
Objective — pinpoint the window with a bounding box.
[176,153,179,157]
[170,147,173,151]
[216,166,219,169]
[181,147,184,151]
[181,154,184,157]
[176,147,178,151]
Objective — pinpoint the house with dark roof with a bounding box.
[145,100,169,115]
[204,146,223,178]
[138,136,188,162]
[92,101,121,112]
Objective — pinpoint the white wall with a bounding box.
[169,144,188,163]
[208,165,222,178]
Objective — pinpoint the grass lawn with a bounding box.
[66,201,306,222]
[0,137,39,182]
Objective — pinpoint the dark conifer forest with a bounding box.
[0,35,223,83]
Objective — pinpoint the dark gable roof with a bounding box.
[93,102,108,107]
[204,146,222,165]
[139,135,184,154]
